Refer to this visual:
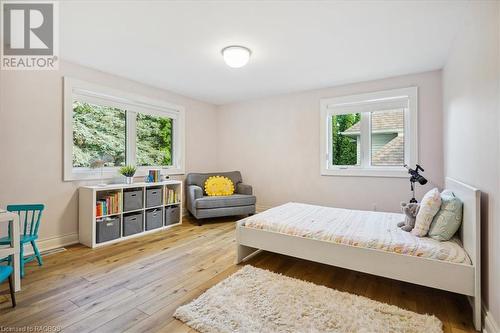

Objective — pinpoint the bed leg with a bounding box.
[471,295,481,331]
[236,244,258,264]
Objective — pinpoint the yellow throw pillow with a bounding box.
[204,176,234,196]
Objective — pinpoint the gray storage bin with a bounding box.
[146,208,163,230]
[123,189,143,212]
[123,212,143,236]
[96,216,121,243]
[165,205,180,226]
[146,187,163,208]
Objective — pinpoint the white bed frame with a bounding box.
[236,177,481,331]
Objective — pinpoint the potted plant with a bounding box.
[119,165,137,184]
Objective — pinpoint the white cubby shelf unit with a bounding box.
[79,180,183,248]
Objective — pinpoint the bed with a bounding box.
[235,177,481,331]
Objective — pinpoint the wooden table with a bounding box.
[0,210,21,291]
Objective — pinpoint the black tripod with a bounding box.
[404,164,427,203]
[410,181,418,203]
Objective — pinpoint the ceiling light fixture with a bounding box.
[221,45,251,68]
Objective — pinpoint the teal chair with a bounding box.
[0,260,16,307]
[0,204,44,277]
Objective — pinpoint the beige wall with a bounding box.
[0,67,443,244]
[0,61,218,243]
[442,1,500,326]
[216,70,443,213]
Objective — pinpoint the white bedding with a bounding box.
[243,202,471,265]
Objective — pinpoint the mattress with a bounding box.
[243,202,471,265]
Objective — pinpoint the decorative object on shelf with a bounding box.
[147,169,161,183]
[404,164,428,203]
[119,165,137,184]
[204,176,235,196]
[90,154,113,186]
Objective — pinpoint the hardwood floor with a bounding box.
[0,217,476,332]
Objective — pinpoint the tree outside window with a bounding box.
[72,101,126,168]
[331,113,360,165]
[72,102,174,169]
[136,113,173,166]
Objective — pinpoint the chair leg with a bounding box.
[8,275,16,308]
[20,243,25,278]
[31,241,43,266]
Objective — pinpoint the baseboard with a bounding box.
[256,204,274,213]
[28,210,187,255]
[483,303,500,333]
[23,233,79,256]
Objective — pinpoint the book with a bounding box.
[164,188,179,205]
[148,170,161,183]
[96,192,122,217]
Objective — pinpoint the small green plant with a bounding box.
[119,165,137,177]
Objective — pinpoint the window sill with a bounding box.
[64,167,185,182]
[135,167,185,177]
[321,167,410,178]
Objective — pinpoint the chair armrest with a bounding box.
[188,185,203,200]
[186,185,203,214]
[236,183,253,195]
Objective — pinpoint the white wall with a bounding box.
[0,61,218,244]
[216,70,443,213]
[442,1,500,328]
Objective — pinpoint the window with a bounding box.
[72,102,126,168]
[136,113,173,167]
[320,87,417,177]
[64,78,185,181]
[331,113,361,166]
[370,109,405,167]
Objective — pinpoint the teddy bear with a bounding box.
[397,202,420,232]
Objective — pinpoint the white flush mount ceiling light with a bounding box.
[221,45,251,68]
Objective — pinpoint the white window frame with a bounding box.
[63,77,185,181]
[319,87,418,178]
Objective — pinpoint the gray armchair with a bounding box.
[186,171,256,224]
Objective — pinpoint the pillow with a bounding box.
[428,190,463,241]
[204,176,235,196]
[411,188,441,237]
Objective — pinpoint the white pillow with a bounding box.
[411,188,441,237]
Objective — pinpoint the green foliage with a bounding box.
[119,165,137,177]
[73,102,126,168]
[332,113,360,165]
[72,102,173,169]
[136,113,172,166]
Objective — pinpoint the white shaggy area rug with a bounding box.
[174,265,442,333]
